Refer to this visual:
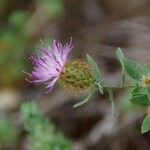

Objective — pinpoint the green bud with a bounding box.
[141,75,150,87]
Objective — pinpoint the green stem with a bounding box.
[103,85,134,90]
[121,73,125,87]
[108,87,116,116]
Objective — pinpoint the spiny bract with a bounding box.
[60,60,95,92]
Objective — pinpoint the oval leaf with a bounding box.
[130,94,150,106]
[141,115,150,134]
[86,54,101,81]
[123,58,150,81]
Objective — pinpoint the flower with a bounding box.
[26,39,95,93]
[27,39,73,93]
[141,75,150,88]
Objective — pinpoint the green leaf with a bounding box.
[116,47,125,74]
[73,88,95,108]
[8,10,29,28]
[86,54,101,81]
[131,85,140,94]
[0,117,18,145]
[146,86,150,102]
[130,85,150,106]
[141,115,150,133]
[86,55,105,95]
[130,94,150,106]
[131,84,146,95]
[97,80,104,94]
[116,48,124,63]
[116,48,125,86]
[21,101,72,150]
[123,58,150,81]
[37,0,65,18]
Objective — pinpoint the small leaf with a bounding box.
[123,58,150,81]
[86,54,101,81]
[141,115,150,133]
[116,48,125,87]
[131,84,146,95]
[73,88,95,108]
[130,94,150,106]
[97,80,104,94]
[146,86,150,102]
[131,85,140,94]
[116,47,124,62]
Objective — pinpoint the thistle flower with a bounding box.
[27,39,95,93]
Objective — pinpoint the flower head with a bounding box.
[26,39,95,93]
[27,39,73,93]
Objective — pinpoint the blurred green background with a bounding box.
[0,0,150,150]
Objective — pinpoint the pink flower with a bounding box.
[27,39,73,93]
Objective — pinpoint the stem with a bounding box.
[108,87,113,101]
[121,73,125,87]
[108,87,116,116]
[103,85,134,90]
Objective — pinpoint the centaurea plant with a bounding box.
[26,39,150,134]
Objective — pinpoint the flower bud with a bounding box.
[141,75,150,87]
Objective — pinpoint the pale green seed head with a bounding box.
[59,60,95,92]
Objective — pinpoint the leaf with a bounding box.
[130,94,150,106]
[8,10,29,28]
[131,85,140,94]
[86,54,101,81]
[123,58,150,81]
[73,88,95,108]
[21,101,44,131]
[116,48,124,63]
[21,101,72,150]
[130,86,150,106]
[86,55,105,95]
[116,48,125,86]
[146,86,150,102]
[131,84,146,95]
[141,115,150,133]
[43,0,64,17]
[97,80,104,94]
